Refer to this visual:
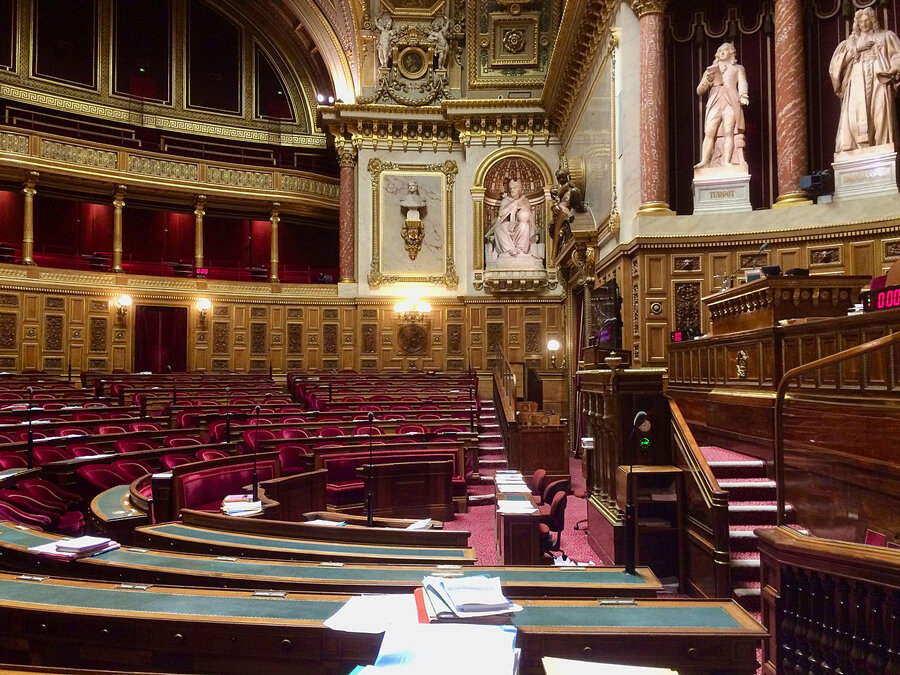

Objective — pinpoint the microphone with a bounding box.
[366,411,375,527]
[26,387,33,470]
[624,410,650,576]
[251,405,261,501]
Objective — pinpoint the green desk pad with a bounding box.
[0,523,656,589]
[139,523,474,560]
[92,485,144,521]
[0,574,749,630]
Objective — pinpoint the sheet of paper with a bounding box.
[324,594,419,634]
[405,518,432,530]
[305,519,346,527]
[542,657,678,675]
[497,500,538,514]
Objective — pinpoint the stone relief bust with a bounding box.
[399,181,427,221]
[694,42,749,170]
[829,7,900,155]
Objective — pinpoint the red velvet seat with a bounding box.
[353,425,382,436]
[207,420,227,443]
[33,446,74,465]
[280,428,309,439]
[397,424,426,435]
[129,422,162,432]
[113,439,157,453]
[160,453,196,469]
[318,427,345,438]
[0,491,84,535]
[0,432,18,444]
[432,425,466,434]
[58,426,90,436]
[69,444,102,457]
[195,449,229,461]
[242,428,278,452]
[111,459,154,481]
[76,465,128,492]
[0,500,51,529]
[164,435,203,448]
[19,478,81,507]
[177,411,201,429]
[74,412,104,421]
[97,425,128,435]
[175,461,278,512]
[278,445,312,475]
[0,453,27,469]
[381,413,406,421]
[359,405,381,412]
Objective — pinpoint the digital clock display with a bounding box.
[862,284,900,312]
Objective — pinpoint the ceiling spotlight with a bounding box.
[328,96,334,104]
[316,93,325,103]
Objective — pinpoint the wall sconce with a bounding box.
[394,297,431,324]
[547,338,564,369]
[115,294,132,324]
[197,298,211,325]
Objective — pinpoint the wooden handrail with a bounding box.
[774,330,900,524]
[669,398,726,503]
[491,343,517,424]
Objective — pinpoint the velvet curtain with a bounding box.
[134,305,187,374]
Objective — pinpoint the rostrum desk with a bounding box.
[0,572,766,674]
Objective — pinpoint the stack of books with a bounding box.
[221,494,262,517]
[415,575,522,624]
[28,535,120,560]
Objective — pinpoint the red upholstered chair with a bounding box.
[538,480,570,518]
[370,395,391,401]
[353,425,382,436]
[539,491,568,556]
[160,453,196,469]
[381,413,406,421]
[242,428,278,452]
[111,459,153,481]
[207,420,227,443]
[19,478,81,507]
[74,412,104,421]
[318,427,345,438]
[165,435,203,448]
[113,439,157,453]
[417,413,441,420]
[0,432,18,444]
[359,404,381,412]
[82,402,108,408]
[432,425,465,434]
[0,453,27,469]
[33,446,74,465]
[278,445,312,475]
[528,469,548,503]
[421,404,440,410]
[195,449,229,461]
[97,425,128,435]
[69,445,102,457]
[280,428,309,439]
[58,426,90,436]
[0,500,51,529]
[279,417,306,425]
[342,396,364,403]
[129,422,162,432]
[76,465,128,492]
[0,490,84,535]
[177,411,201,429]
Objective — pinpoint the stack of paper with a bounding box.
[497,499,538,515]
[221,497,262,517]
[354,623,519,674]
[494,472,533,494]
[29,536,120,560]
[305,519,346,527]
[417,575,522,623]
[542,657,677,674]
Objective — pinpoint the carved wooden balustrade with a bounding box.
[757,527,900,675]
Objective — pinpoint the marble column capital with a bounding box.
[631,0,668,18]
[337,146,357,168]
[22,171,39,193]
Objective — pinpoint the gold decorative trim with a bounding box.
[207,166,274,190]
[39,139,117,169]
[0,131,29,154]
[631,0,669,17]
[367,158,459,289]
[127,155,200,182]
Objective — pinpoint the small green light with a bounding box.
[639,437,651,449]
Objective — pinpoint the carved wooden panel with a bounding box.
[43,357,63,370]
[0,313,16,350]
[323,324,338,355]
[88,358,107,370]
[487,323,503,353]
[362,325,377,354]
[45,297,64,309]
[487,307,503,319]
[250,307,267,319]
[89,300,108,312]
[211,358,230,371]
[0,295,18,307]
[287,324,302,354]
[525,322,541,353]
[44,315,63,352]
[447,324,462,354]
[674,282,701,331]
[250,324,267,355]
[287,307,303,319]
[213,322,229,354]
[447,309,463,320]
[89,317,107,353]
[884,239,900,260]
[323,309,338,320]
[809,246,841,266]
[361,309,377,320]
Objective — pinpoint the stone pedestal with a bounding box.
[832,146,898,202]
[692,168,752,214]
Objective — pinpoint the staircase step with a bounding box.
[708,460,766,480]
[479,458,507,468]
[727,503,792,526]
[718,480,777,501]
[730,556,761,582]
[732,585,761,612]
[728,529,763,552]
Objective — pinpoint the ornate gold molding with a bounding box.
[631,0,669,17]
[367,158,459,289]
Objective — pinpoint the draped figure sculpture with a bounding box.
[485,177,541,267]
[829,8,900,154]
[694,42,749,169]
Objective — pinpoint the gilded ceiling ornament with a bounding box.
[502,28,527,54]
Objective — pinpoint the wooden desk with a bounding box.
[361,459,454,521]
[495,484,541,565]
[0,572,766,674]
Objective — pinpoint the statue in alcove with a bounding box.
[694,42,749,170]
[484,177,542,268]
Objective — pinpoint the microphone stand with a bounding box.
[366,410,375,527]
[251,406,260,502]
[624,411,648,576]
[26,386,33,470]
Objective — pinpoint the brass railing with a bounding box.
[774,330,900,525]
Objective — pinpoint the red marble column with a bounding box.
[633,0,673,215]
[774,0,811,206]
[338,148,356,283]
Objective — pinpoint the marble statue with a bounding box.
[551,167,583,218]
[399,181,427,221]
[375,13,397,69]
[485,177,541,267]
[428,16,451,70]
[695,42,749,169]
[829,7,900,154]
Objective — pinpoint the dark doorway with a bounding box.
[134,305,188,373]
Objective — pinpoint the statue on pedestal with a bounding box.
[694,42,749,170]
[829,7,900,155]
[485,177,541,267]
[428,16,451,70]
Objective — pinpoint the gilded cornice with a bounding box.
[541,1,618,133]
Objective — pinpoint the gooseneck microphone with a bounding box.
[26,386,34,470]
[366,411,375,527]
[624,410,650,576]
[251,405,261,502]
